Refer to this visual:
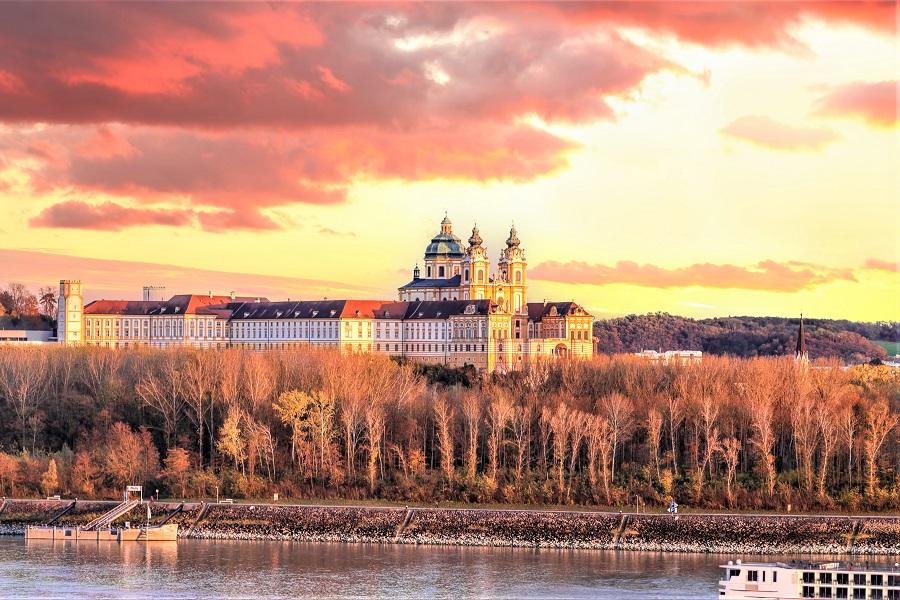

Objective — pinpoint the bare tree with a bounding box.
[135,350,186,449]
[646,405,663,482]
[600,392,633,481]
[486,389,513,482]
[183,350,214,463]
[719,436,741,506]
[863,398,897,497]
[432,393,455,483]
[461,391,482,479]
[0,348,47,449]
[743,360,780,496]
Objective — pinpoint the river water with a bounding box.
[0,536,740,598]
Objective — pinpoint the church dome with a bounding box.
[424,215,465,259]
[425,233,465,258]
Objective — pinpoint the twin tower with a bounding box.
[398,215,528,315]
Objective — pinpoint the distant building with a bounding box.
[55,215,595,373]
[0,315,54,344]
[634,350,702,364]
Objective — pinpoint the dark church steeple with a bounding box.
[795,313,808,363]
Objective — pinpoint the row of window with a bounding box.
[84,318,221,339]
[802,587,900,599]
[803,573,900,586]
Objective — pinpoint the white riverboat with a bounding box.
[720,560,900,599]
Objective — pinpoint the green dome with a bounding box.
[425,231,465,259]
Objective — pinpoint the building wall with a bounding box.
[57,280,83,345]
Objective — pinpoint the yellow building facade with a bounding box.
[58,215,594,372]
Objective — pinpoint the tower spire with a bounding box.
[795,313,808,363]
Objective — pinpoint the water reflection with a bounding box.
[3,538,756,599]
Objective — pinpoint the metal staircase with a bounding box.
[82,499,140,531]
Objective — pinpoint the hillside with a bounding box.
[593,313,898,363]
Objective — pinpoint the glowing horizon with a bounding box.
[0,3,896,321]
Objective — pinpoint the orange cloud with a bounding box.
[865,258,899,273]
[815,81,898,128]
[9,123,577,231]
[530,259,857,292]
[720,115,840,151]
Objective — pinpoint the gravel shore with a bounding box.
[4,499,900,554]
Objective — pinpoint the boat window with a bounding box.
[762,571,766,582]
[838,574,850,585]
[803,586,816,598]
[854,574,866,586]
[820,588,833,599]
[872,575,884,586]
[822,573,833,584]
[836,589,848,600]
[855,589,868,600]
[64,530,71,537]
[888,590,900,600]
[773,572,778,583]
[747,571,758,582]
[889,575,900,587]
[803,572,816,584]
[872,590,884,600]
[729,569,741,579]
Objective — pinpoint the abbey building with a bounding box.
[57,216,594,372]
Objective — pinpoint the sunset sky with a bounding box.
[0,2,897,321]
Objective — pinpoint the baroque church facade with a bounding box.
[58,215,594,372]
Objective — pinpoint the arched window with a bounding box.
[464,268,469,282]
[438,266,445,278]
[515,271,522,284]
[477,270,484,283]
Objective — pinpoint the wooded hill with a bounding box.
[593,313,898,363]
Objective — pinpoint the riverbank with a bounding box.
[3,498,900,554]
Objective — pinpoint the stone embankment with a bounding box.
[4,498,900,554]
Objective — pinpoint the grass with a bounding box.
[874,340,900,357]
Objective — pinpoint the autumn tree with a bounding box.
[72,450,97,496]
[273,390,312,466]
[217,405,246,474]
[41,458,59,496]
[162,448,192,498]
[103,423,159,488]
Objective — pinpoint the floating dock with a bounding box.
[25,523,178,542]
[25,488,178,542]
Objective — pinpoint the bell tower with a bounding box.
[57,279,83,345]
[497,225,527,314]
[463,224,490,300]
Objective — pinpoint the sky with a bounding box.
[0,2,897,321]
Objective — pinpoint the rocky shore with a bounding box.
[4,498,900,554]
